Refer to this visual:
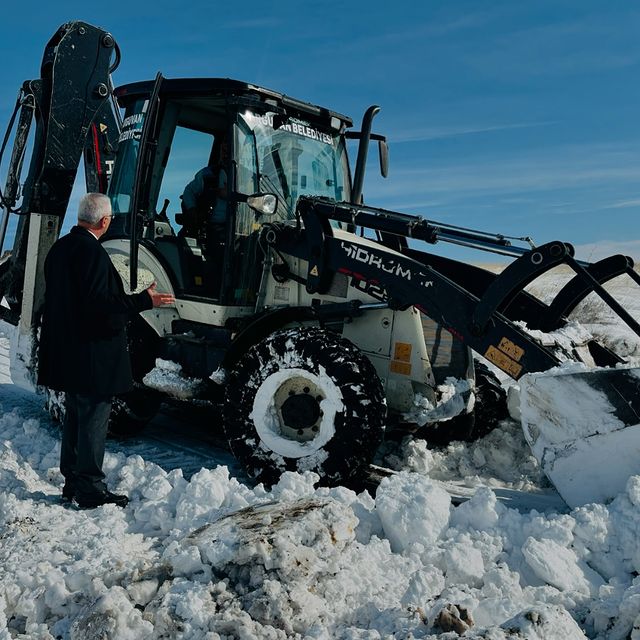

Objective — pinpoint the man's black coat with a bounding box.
[37,226,153,395]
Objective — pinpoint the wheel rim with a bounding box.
[276,375,326,440]
[249,366,344,458]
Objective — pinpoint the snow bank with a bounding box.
[4,404,640,639]
[1,269,639,638]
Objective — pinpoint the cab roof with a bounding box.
[114,78,353,129]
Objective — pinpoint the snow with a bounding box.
[403,377,474,426]
[143,358,203,400]
[0,270,639,638]
[376,472,452,552]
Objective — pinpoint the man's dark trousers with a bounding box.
[60,392,113,499]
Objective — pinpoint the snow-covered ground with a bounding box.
[1,268,640,639]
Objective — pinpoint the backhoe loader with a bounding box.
[1,21,639,507]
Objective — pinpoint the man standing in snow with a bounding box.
[38,193,175,509]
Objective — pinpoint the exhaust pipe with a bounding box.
[351,105,381,205]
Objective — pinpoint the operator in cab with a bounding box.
[180,136,228,240]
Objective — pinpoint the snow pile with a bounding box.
[393,415,548,492]
[143,358,203,399]
[403,377,474,426]
[517,320,596,362]
[5,400,640,638]
[0,270,639,638]
[376,471,451,551]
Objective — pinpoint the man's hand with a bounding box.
[146,282,175,308]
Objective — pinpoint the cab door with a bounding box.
[128,74,164,290]
[225,114,263,306]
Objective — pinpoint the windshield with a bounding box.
[108,98,146,216]
[236,111,350,221]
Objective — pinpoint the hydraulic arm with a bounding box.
[263,196,640,380]
[0,21,120,324]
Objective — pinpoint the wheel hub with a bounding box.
[274,377,326,441]
[281,393,322,430]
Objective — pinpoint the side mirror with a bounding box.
[378,139,389,178]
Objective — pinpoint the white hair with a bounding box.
[77,193,112,226]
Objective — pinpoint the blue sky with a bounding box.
[1,1,639,262]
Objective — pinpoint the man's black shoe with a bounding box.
[76,491,129,509]
[62,484,75,502]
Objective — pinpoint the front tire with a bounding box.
[223,327,386,486]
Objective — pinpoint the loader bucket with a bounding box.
[519,366,640,508]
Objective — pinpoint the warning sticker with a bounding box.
[390,361,412,376]
[393,342,412,362]
[498,337,524,362]
[484,346,522,378]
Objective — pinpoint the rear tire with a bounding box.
[223,327,386,486]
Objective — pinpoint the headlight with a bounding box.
[247,193,278,216]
